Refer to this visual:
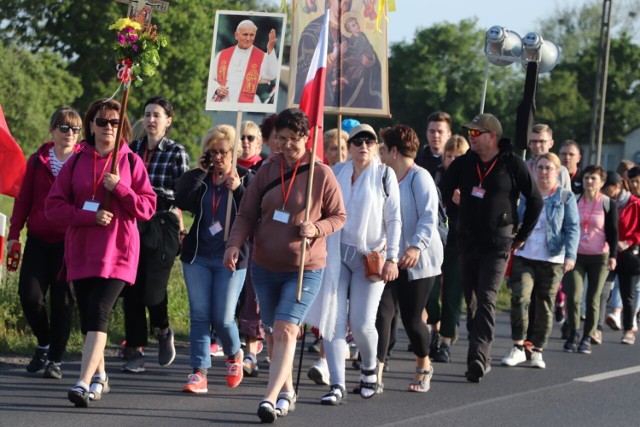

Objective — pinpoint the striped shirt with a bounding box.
[130,137,190,206]
[49,147,67,177]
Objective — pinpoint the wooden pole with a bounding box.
[224,111,243,241]
[296,125,320,301]
[103,85,130,210]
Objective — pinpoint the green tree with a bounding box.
[0,0,271,159]
[0,42,82,155]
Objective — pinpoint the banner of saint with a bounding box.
[206,11,286,113]
[288,0,390,117]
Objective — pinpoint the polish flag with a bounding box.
[299,10,329,162]
[0,104,26,198]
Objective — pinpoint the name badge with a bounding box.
[83,200,100,212]
[209,220,223,236]
[471,186,486,199]
[273,209,291,224]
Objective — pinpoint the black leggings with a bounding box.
[74,278,126,334]
[376,270,436,361]
[18,235,73,362]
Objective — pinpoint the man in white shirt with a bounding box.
[209,20,278,104]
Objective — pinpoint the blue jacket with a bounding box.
[519,188,580,261]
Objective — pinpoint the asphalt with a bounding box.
[1,312,640,426]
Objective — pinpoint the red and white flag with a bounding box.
[0,104,26,198]
[299,10,329,161]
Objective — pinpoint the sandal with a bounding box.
[408,367,433,393]
[68,385,90,408]
[275,392,297,417]
[89,376,110,401]
[257,400,277,423]
[320,384,346,406]
[352,382,384,395]
[359,366,379,399]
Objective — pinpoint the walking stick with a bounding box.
[103,85,130,210]
[295,324,307,395]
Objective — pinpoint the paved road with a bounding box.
[1,313,640,426]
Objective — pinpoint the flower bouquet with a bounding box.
[108,17,168,86]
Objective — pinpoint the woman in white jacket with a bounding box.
[376,124,443,392]
[307,124,401,405]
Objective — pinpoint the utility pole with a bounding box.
[589,0,613,166]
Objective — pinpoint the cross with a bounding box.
[115,0,169,26]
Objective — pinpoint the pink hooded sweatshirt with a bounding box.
[46,141,156,284]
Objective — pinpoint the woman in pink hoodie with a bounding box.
[8,107,82,379]
[46,98,156,407]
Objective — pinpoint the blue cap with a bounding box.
[341,118,360,135]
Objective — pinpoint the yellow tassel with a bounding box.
[375,0,389,33]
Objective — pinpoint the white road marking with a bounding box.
[574,366,640,383]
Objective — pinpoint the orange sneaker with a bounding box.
[183,372,208,393]
[226,349,244,388]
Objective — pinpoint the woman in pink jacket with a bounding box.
[46,98,156,407]
[8,107,82,379]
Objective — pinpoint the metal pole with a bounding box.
[479,60,490,114]
[596,0,613,166]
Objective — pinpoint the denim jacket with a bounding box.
[519,188,580,261]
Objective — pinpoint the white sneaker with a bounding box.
[501,346,527,367]
[529,351,546,369]
[307,359,330,385]
[605,312,622,331]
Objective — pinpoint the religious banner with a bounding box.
[288,0,390,117]
[205,11,286,113]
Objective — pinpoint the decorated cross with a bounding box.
[115,0,169,26]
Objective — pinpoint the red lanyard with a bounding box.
[142,146,153,170]
[92,151,114,199]
[211,174,225,216]
[580,194,600,233]
[280,154,302,209]
[476,157,499,188]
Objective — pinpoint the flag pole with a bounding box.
[296,125,320,301]
[224,110,243,241]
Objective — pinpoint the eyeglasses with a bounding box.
[209,149,229,157]
[467,129,491,137]
[241,135,256,142]
[94,118,120,128]
[57,125,81,134]
[350,137,377,147]
[277,135,304,144]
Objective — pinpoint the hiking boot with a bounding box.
[157,328,176,367]
[43,361,62,379]
[183,372,208,393]
[577,337,592,354]
[432,343,450,363]
[501,346,527,367]
[121,350,145,373]
[563,330,580,353]
[26,348,48,373]
[226,349,244,388]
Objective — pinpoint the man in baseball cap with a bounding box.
[462,113,503,139]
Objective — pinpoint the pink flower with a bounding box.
[125,27,135,34]
[117,34,126,44]
[132,44,139,52]
[129,34,139,42]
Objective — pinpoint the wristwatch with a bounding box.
[387,257,398,263]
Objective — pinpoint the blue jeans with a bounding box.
[250,263,324,329]
[183,255,246,369]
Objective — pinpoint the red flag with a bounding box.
[0,104,26,197]
[299,11,329,162]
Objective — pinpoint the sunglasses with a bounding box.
[350,137,376,147]
[241,135,256,142]
[94,118,120,128]
[209,149,229,157]
[57,125,81,134]
[467,129,491,137]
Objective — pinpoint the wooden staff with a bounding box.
[296,125,321,301]
[224,110,243,241]
[103,85,130,210]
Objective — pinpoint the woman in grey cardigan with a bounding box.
[376,124,444,392]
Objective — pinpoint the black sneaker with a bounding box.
[43,361,62,379]
[465,360,487,383]
[26,348,48,373]
[432,343,450,363]
[563,330,580,353]
[429,332,442,359]
[577,337,592,354]
[157,328,176,367]
[121,350,145,373]
[554,304,565,323]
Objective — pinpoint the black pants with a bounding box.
[460,247,510,367]
[376,270,436,361]
[618,272,640,331]
[18,235,73,362]
[123,287,169,347]
[74,278,126,334]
